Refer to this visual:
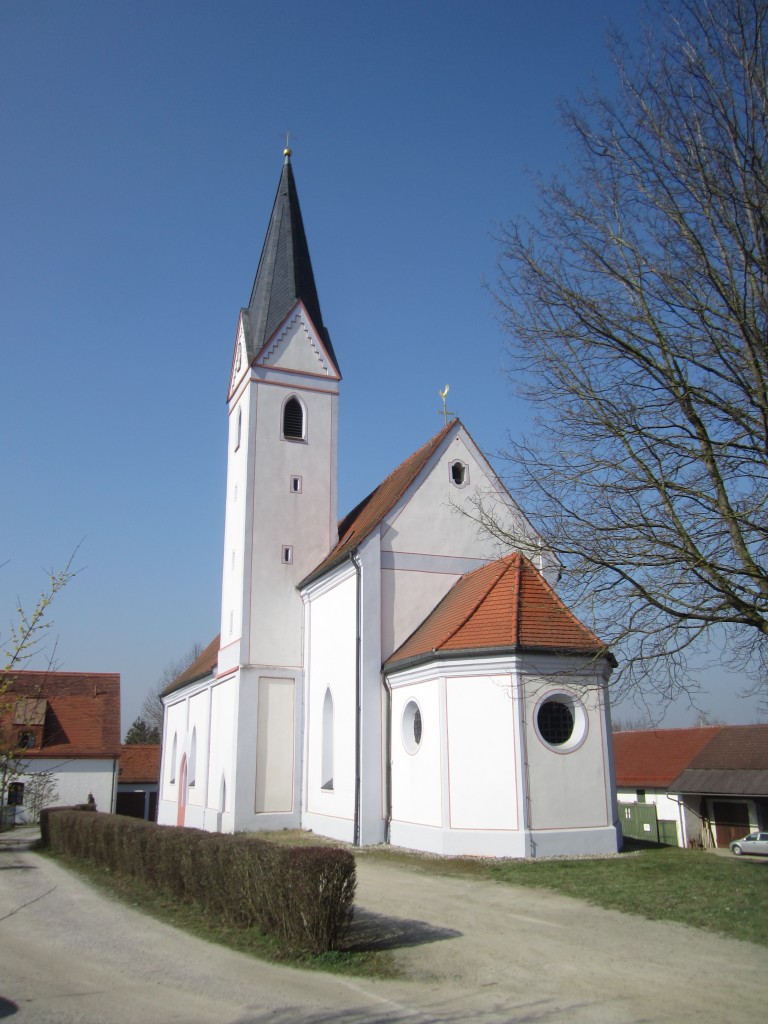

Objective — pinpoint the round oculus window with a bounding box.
[402,700,423,754]
[535,693,587,752]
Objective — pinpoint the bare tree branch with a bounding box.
[493,0,768,707]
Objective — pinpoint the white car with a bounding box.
[729,831,768,856]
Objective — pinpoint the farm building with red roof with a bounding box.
[612,725,768,847]
[1,670,120,823]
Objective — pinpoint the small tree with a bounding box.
[0,553,79,813]
[493,0,768,709]
[139,643,203,737]
[24,769,58,823]
[124,716,161,745]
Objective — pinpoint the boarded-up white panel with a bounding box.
[255,677,294,813]
[447,676,517,830]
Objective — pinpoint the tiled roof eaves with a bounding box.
[384,642,608,675]
[161,635,220,698]
[24,749,120,759]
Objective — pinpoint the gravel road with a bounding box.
[0,829,764,1023]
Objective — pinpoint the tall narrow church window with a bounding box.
[170,733,177,784]
[189,728,197,787]
[235,407,242,450]
[321,688,334,791]
[283,396,305,440]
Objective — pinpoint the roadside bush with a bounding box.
[39,809,356,954]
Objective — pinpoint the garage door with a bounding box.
[711,800,750,847]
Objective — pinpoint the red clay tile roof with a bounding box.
[384,552,608,671]
[612,727,721,788]
[162,635,220,697]
[685,724,768,771]
[1,671,121,757]
[301,419,459,587]
[118,744,161,783]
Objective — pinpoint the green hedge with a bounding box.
[40,809,356,954]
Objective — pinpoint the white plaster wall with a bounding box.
[381,567,463,660]
[446,675,518,830]
[161,699,187,804]
[247,375,338,669]
[305,572,357,824]
[262,313,334,375]
[207,676,236,815]
[187,691,209,807]
[390,680,442,828]
[220,386,249,650]
[524,673,613,831]
[13,759,116,823]
[379,432,547,657]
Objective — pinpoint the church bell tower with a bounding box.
[219,149,340,829]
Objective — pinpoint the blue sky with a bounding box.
[2,1,761,733]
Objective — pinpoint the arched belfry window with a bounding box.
[283,396,305,441]
[321,687,334,791]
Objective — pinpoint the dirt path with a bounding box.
[353,858,767,1022]
[0,831,765,1023]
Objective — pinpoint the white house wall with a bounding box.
[206,675,236,830]
[303,568,357,841]
[387,655,617,858]
[390,679,443,833]
[616,787,688,846]
[11,759,116,823]
[446,675,518,831]
[522,662,617,855]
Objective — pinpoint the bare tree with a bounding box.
[139,642,203,737]
[1,554,79,817]
[492,0,768,709]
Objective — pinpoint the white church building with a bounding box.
[157,151,620,858]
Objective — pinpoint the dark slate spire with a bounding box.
[243,150,339,374]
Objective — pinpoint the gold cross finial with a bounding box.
[438,384,455,425]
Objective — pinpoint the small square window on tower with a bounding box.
[282,545,293,564]
[290,475,302,494]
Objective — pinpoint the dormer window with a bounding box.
[283,397,305,441]
[17,730,36,749]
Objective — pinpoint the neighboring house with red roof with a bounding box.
[612,725,768,848]
[116,745,161,821]
[157,153,619,858]
[1,671,120,824]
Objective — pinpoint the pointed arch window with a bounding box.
[321,687,334,791]
[235,407,242,451]
[189,728,197,788]
[283,396,306,441]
